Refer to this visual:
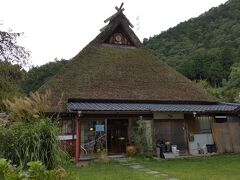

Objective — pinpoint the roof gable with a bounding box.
[91,4,142,48]
[104,24,134,46]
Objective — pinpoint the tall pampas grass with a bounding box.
[3,91,51,123]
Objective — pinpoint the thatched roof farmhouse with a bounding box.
[39,6,216,107]
[39,4,240,160]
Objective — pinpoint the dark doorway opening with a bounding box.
[107,119,128,154]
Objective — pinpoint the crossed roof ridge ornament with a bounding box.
[104,2,134,28]
[115,2,125,13]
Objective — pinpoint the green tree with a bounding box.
[145,0,240,88]
[21,59,68,94]
[222,63,240,102]
[0,30,30,66]
[226,63,240,89]
[0,61,23,111]
[0,28,30,111]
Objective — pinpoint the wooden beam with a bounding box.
[75,118,81,161]
[184,119,190,154]
[119,2,124,10]
[127,20,134,28]
[115,7,125,12]
[105,3,125,23]
[115,2,124,12]
[104,12,118,23]
[100,24,108,32]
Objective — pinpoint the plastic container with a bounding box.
[171,145,177,153]
[206,144,217,153]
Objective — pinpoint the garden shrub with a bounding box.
[0,118,69,169]
[132,120,153,156]
[0,91,70,169]
[0,158,68,180]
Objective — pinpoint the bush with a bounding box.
[132,120,153,156]
[0,158,68,180]
[0,118,68,169]
[0,91,70,169]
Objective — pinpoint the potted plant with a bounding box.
[165,141,172,152]
[126,143,137,157]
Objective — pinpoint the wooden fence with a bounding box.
[212,122,240,153]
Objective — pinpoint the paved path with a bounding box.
[117,158,179,180]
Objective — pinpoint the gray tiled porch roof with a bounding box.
[67,102,240,113]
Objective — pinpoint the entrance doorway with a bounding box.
[107,119,128,154]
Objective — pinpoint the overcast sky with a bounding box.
[0,0,228,66]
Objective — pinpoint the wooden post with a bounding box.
[105,119,108,154]
[151,118,155,148]
[184,118,190,154]
[75,118,81,161]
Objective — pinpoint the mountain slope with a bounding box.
[21,59,68,94]
[144,0,240,87]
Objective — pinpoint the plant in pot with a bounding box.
[126,141,137,157]
[165,141,172,152]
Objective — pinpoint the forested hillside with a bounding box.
[0,61,23,110]
[144,0,240,102]
[21,59,68,94]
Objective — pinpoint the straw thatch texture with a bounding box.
[39,44,216,110]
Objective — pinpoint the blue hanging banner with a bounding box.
[95,125,105,132]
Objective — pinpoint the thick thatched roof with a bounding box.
[39,7,216,110]
[39,44,216,105]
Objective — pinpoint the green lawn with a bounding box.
[135,154,240,180]
[67,161,162,180]
[67,154,240,180]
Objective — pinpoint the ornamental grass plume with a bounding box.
[3,90,51,123]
